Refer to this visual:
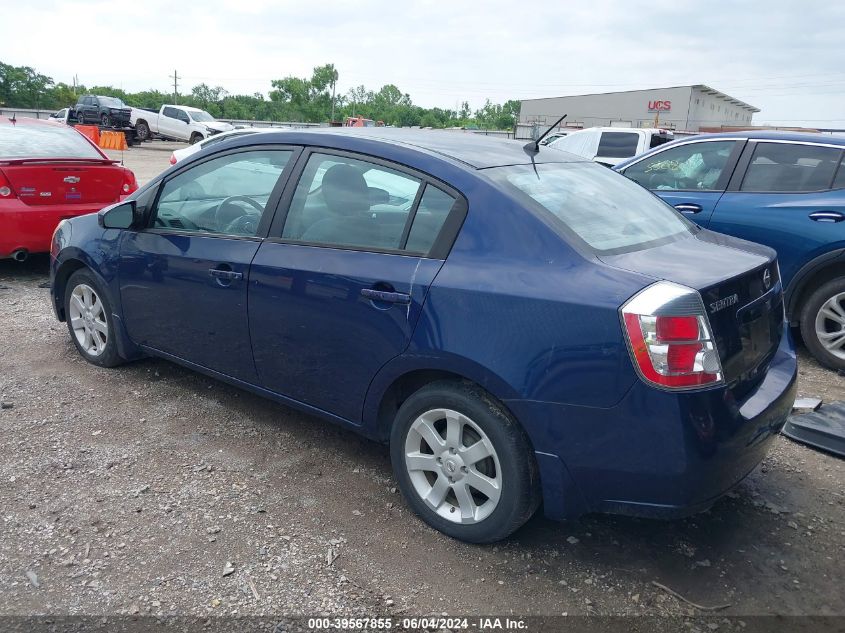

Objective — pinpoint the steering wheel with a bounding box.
[214,195,264,235]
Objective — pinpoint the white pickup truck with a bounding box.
[547,127,674,166]
[130,105,234,144]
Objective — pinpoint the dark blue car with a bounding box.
[50,129,796,542]
[615,131,845,370]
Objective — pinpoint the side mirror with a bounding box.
[98,200,138,229]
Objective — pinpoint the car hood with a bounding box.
[203,121,234,132]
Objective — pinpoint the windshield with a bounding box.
[0,123,104,159]
[99,97,125,108]
[189,110,215,122]
[487,162,694,254]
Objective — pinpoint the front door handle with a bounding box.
[674,203,703,214]
[208,268,243,281]
[809,211,845,223]
[361,288,411,305]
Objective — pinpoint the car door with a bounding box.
[248,149,465,422]
[118,146,298,381]
[709,140,845,285]
[158,107,184,139]
[619,139,744,222]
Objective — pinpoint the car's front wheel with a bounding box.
[64,270,124,368]
[800,277,845,371]
[390,381,540,543]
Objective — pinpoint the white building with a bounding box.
[519,85,759,132]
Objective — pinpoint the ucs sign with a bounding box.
[648,100,672,112]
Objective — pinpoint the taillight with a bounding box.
[122,168,138,195]
[0,169,15,198]
[621,281,723,390]
[169,153,177,165]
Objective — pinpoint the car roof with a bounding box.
[0,116,58,127]
[661,130,845,146]
[235,127,590,169]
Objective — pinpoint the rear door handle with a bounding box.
[674,203,703,214]
[208,268,243,281]
[809,211,845,223]
[361,288,411,305]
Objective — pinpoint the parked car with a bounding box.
[49,108,71,123]
[130,105,234,144]
[548,127,674,165]
[0,117,137,261]
[169,127,274,165]
[615,131,845,370]
[75,95,132,127]
[50,129,796,542]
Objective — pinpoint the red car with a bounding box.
[0,116,138,261]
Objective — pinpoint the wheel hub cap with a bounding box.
[815,291,845,360]
[69,283,108,357]
[404,408,502,525]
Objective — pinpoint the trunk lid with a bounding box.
[1,160,125,206]
[601,230,784,393]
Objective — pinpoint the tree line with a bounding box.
[0,62,520,130]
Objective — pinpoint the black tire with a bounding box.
[101,113,110,127]
[800,277,845,371]
[389,380,540,543]
[135,120,150,141]
[64,270,124,368]
[77,110,85,124]
[189,132,203,145]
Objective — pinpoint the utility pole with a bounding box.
[171,70,180,104]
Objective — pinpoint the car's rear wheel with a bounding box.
[64,270,123,368]
[390,381,539,543]
[800,277,845,371]
[135,121,150,141]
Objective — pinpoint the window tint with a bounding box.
[597,132,639,158]
[154,150,292,236]
[282,153,423,252]
[740,142,842,192]
[623,140,736,191]
[406,185,456,253]
[0,123,104,159]
[488,162,693,254]
[163,107,178,119]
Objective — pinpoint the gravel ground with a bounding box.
[0,143,843,622]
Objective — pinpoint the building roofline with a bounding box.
[522,85,760,113]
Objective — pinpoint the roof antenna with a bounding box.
[523,114,567,155]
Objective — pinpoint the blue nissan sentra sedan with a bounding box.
[50,129,797,542]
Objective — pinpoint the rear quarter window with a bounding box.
[488,161,693,255]
[597,132,640,158]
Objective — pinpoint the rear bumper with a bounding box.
[509,326,798,521]
[0,201,111,258]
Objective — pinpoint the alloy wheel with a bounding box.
[815,291,845,360]
[404,408,502,525]
[69,283,108,357]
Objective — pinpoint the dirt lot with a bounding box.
[0,142,843,623]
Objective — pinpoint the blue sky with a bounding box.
[3,0,844,127]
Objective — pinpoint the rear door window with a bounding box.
[488,161,693,254]
[280,153,456,256]
[740,142,843,192]
[597,132,640,158]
